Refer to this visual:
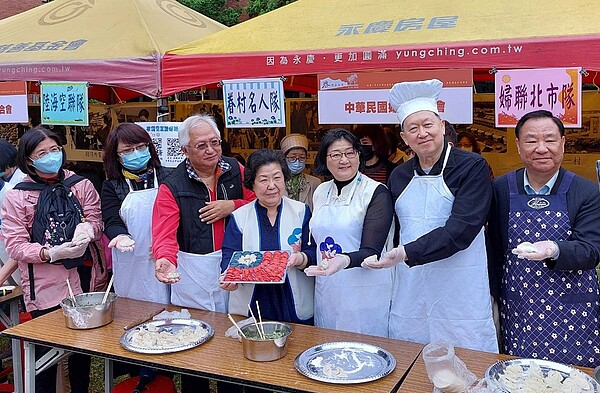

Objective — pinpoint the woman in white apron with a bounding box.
[220,149,315,324]
[101,123,170,304]
[364,79,497,352]
[306,129,394,338]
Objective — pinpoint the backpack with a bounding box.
[14,175,86,269]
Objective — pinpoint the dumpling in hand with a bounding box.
[517,242,538,253]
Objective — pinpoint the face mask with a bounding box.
[0,171,4,179]
[32,151,63,174]
[288,160,305,175]
[459,146,473,152]
[361,144,375,161]
[121,147,151,171]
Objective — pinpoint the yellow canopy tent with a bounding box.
[162,0,600,96]
[0,0,225,98]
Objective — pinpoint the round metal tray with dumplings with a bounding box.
[120,318,213,354]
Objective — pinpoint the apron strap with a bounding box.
[557,171,575,194]
[126,170,158,192]
[507,171,518,195]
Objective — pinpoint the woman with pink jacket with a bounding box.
[1,126,103,393]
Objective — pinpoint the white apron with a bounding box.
[310,173,393,337]
[391,146,498,352]
[171,250,228,312]
[112,175,170,304]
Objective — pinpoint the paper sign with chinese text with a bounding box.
[495,68,581,127]
[137,122,184,168]
[222,78,285,128]
[317,69,473,124]
[0,81,28,123]
[41,81,89,126]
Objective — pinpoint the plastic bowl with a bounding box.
[240,321,293,362]
[60,292,117,329]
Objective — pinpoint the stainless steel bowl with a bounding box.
[240,321,293,362]
[60,292,117,329]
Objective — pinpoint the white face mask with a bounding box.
[459,146,473,152]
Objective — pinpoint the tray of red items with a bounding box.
[223,251,289,284]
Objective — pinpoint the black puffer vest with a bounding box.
[163,157,243,254]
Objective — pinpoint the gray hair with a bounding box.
[178,114,221,147]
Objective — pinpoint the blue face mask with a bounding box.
[0,171,4,179]
[121,147,151,171]
[287,160,305,175]
[32,151,63,174]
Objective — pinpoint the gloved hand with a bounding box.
[219,272,238,291]
[72,222,94,245]
[108,234,135,252]
[304,254,350,276]
[155,258,180,283]
[287,252,307,269]
[48,241,88,263]
[362,246,406,269]
[512,240,559,261]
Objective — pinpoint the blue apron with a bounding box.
[501,170,600,366]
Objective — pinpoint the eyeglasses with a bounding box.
[117,143,148,157]
[186,139,222,152]
[326,150,358,161]
[286,155,307,163]
[31,145,62,160]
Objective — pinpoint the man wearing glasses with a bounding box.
[151,114,255,392]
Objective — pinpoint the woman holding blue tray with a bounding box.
[220,149,316,325]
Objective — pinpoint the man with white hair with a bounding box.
[151,114,255,392]
[363,79,498,353]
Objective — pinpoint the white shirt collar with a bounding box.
[524,169,559,195]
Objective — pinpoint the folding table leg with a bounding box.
[23,342,34,393]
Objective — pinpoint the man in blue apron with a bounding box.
[488,110,600,367]
[364,79,498,353]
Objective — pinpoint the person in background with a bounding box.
[152,114,255,393]
[1,126,103,393]
[279,134,321,211]
[0,140,21,285]
[384,126,408,164]
[488,110,600,367]
[354,125,397,184]
[364,79,498,353]
[458,131,494,178]
[305,128,394,337]
[101,123,171,304]
[220,149,316,325]
[0,139,26,186]
[444,121,458,146]
[137,109,150,122]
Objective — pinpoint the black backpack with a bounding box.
[14,175,86,269]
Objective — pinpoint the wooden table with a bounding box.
[3,297,424,393]
[397,347,596,392]
[0,286,23,393]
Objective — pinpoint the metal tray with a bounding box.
[485,358,600,392]
[120,318,213,354]
[294,341,396,384]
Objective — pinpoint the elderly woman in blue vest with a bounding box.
[101,123,171,304]
[220,149,316,324]
[304,129,394,338]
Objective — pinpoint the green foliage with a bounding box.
[245,0,298,18]
[177,0,242,27]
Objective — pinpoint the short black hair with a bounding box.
[17,126,65,179]
[313,128,364,177]
[444,121,458,146]
[515,110,565,139]
[243,149,290,190]
[0,139,17,171]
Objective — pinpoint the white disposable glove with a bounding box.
[107,234,135,253]
[512,240,559,261]
[72,222,94,246]
[48,242,88,263]
[287,252,307,269]
[362,246,406,269]
[304,254,350,276]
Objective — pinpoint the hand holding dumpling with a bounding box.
[304,254,349,276]
[108,234,135,252]
[511,240,559,261]
[361,246,405,269]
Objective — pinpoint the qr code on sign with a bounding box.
[151,138,162,157]
[167,138,184,160]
